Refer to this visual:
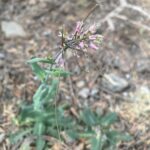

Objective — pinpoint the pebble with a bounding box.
[0,133,5,143]
[136,58,150,73]
[102,73,129,92]
[90,88,99,96]
[78,88,90,99]
[1,21,26,38]
[131,86,150,102]
[0,60,4,67]
[76,81,85,88]
[0,53,5,59]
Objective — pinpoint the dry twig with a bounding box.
[97,0,150,31]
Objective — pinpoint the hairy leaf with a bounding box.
[30,63,46,81]
[48,68,71,77]
[9,129,32,144]
[27,57,55,64]
[106,130,132,145]
[100,112,118,127]
[80,108,97,126]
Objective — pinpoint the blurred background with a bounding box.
[0,0,150,149]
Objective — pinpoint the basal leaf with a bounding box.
[19,138,32,150]
[100,112,118,127]
[9,129,32,144]
[80,108,97,126]
[106,130,132,144]
[33,122,45,136]
[46,127,60,139]
[18,105,43,124]
[36,137,45,150]
[90,135,101,150]
[90,134,107,150]
[67,130,94,141]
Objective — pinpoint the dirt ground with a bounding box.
[0,0,150,149]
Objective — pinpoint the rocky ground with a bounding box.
[0,0,150,149]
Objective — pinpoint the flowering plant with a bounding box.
[10,5,131,150]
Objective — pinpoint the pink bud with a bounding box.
[89,35,97,40]
[89,42,99,50]
[75,21,83,33]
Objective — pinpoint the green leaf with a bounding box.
[67,130,94,140]
[27,57,55,64]
[78,131,95,138]
[9,129,32,144]
[19,138,32,150]
[33,84,45,100]
[33,122,46,150]
[46,127,60,139]
[106,130,132,145]
[118,133,133,142]
[36,137,45,150]
[90,134,108,150]
[33,85,49,110]
[18,105,43,125]
[42,79,59,102]
[80,108,97,126]
[100,112,118,127]
[90,135,102,150]
[30,63,46,81]
[66,130,79,140]
[46,115,74,129]
[48,68,71,77]
[33,122,45,136]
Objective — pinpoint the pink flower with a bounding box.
[79,41,84,48]
[74,21,83,34]
[89,42,99,50]
[89,24,96,33]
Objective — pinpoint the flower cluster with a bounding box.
[72,21,103,51]
[56,21,103,67]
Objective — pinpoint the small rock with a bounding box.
[0,53,5,59]
[136,58,150,73]
[113,57,132,72]
[113,56,120,68]
[28,0,36,5]
[76,81,85,88]
[78,88,90,98]
[131,86,150,102]
[1,21,26,38]
[125,73,131,79]
[102,73,129,92]
[0,60,4,67]
[43,30,51,37]
[0,133,5,143]
[91,88,99,96]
